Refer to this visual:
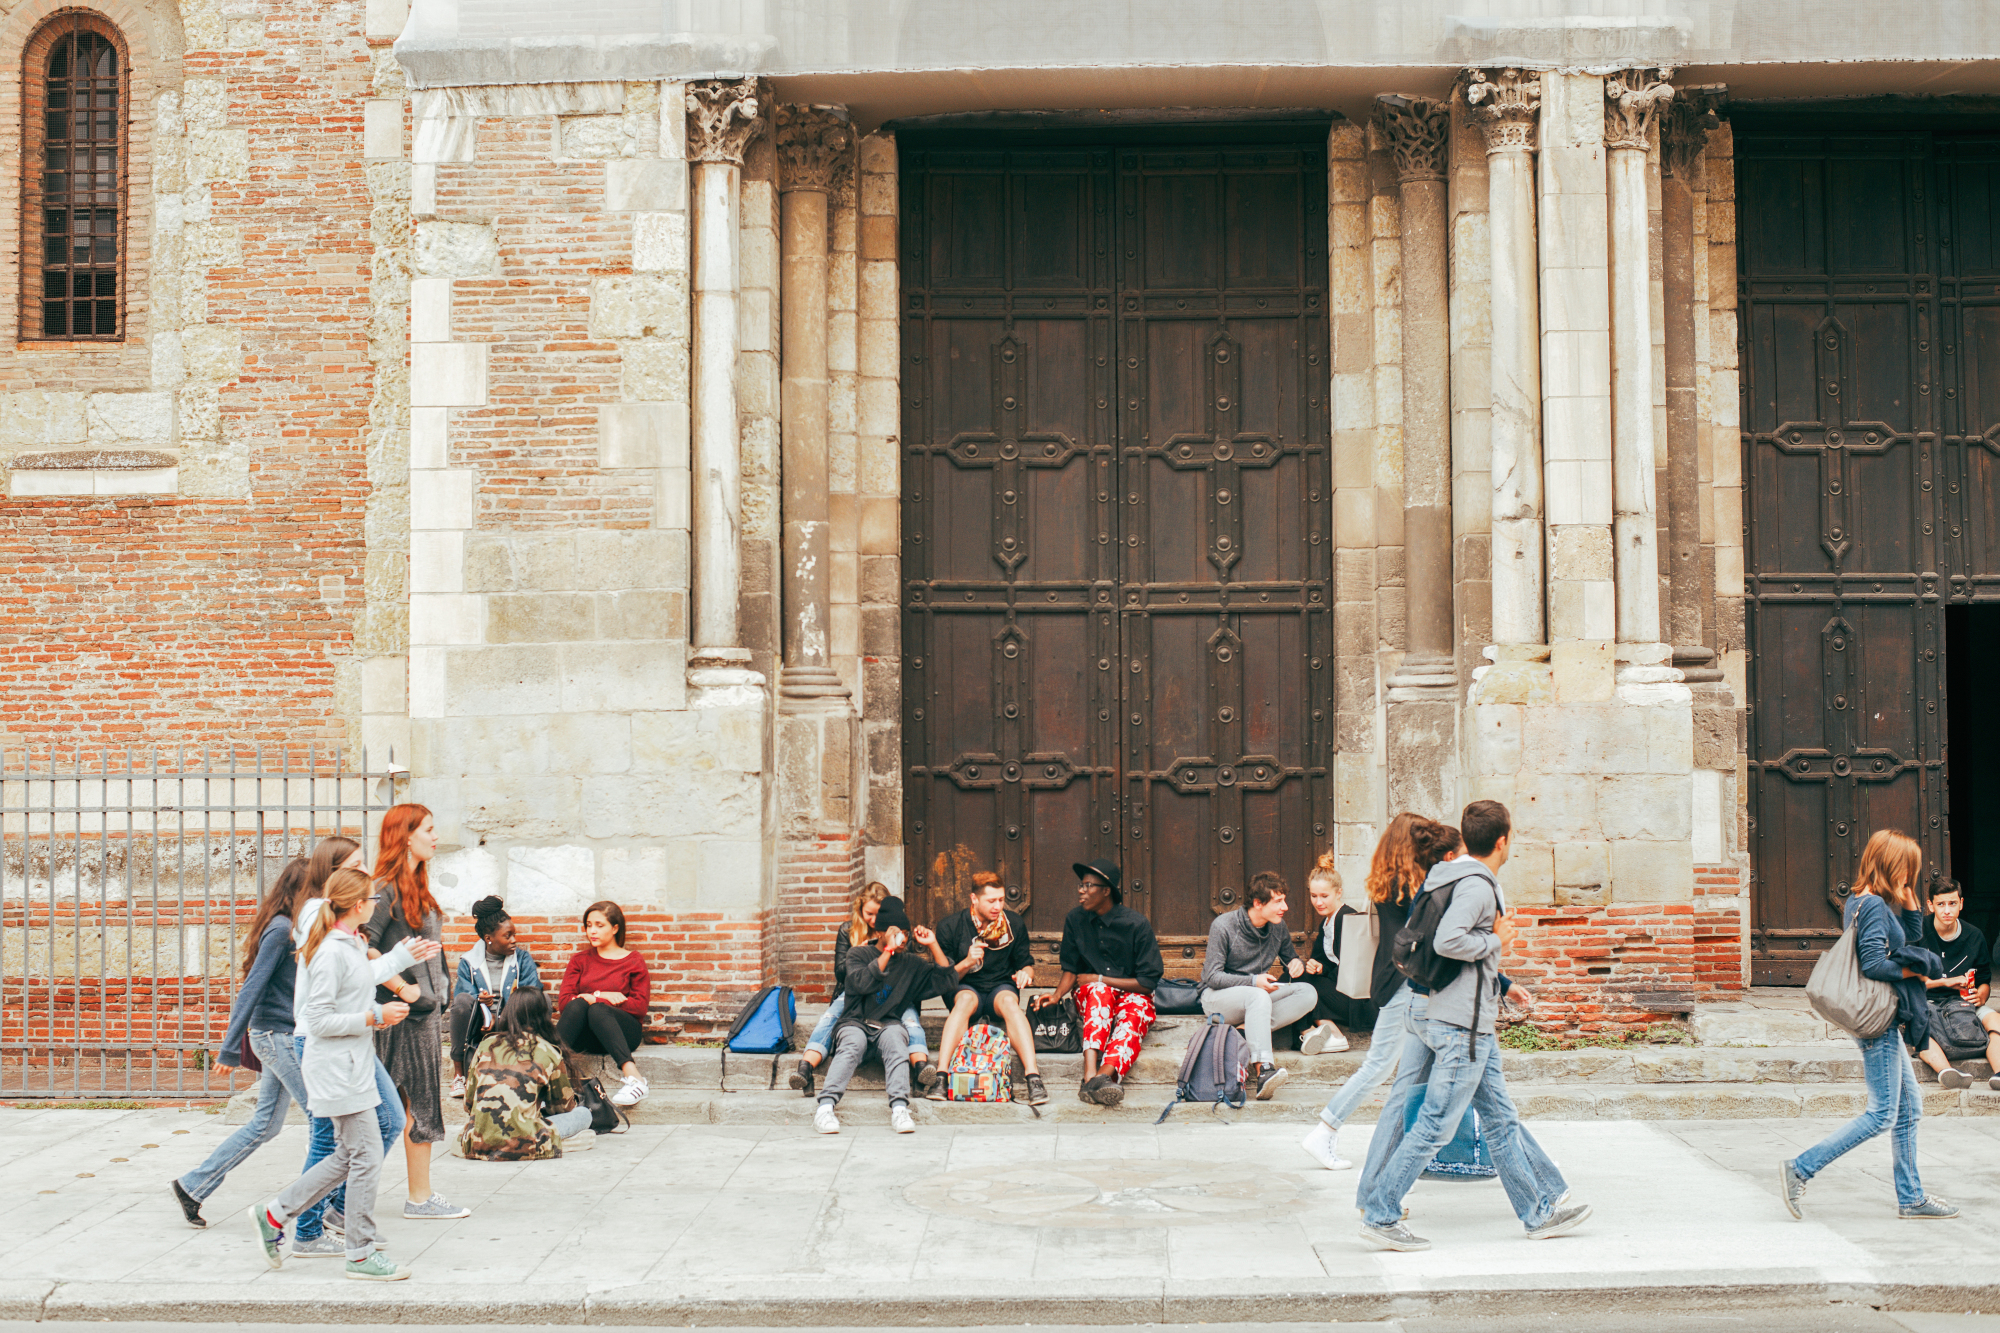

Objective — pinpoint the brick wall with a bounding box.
[774,831,865,1004]
[1504,903,1699,1036]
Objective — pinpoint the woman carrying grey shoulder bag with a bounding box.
[1781,830,1957,1223]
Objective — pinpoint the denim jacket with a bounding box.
[1848,892,1943,1049]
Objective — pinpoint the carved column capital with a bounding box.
[775,104,854,195]
[686,76,767,166]
[1604,68,1675,154]
[1462,67,1541,155]
[1662,84,1728,181]
[1374,95,1450,184]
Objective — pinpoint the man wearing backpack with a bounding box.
[1915,880,2000,1089]
[1357,800,1591,1251]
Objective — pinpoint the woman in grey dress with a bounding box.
[365,802,470,1221]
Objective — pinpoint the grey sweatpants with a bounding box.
[1201,982,1318,1064]
[818,1022,912,1108]
[271,1107,383,1262]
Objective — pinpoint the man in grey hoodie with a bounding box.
[1200,871,1319,1099]
[1356,801,1591,1251]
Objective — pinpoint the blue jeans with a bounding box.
[294,1040,404,1240]
[1360,1018,1561,1230]
[550,1105,593,1140]
[1356,994,1565,1210]
[805,993,928,1060]
[176,1028,308,1202]
[1320,985,1414,1129]
[1795,1025,1924,1208]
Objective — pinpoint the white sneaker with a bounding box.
[813,1103,841,1135]
[1301,1121,1352,1171]
[610,1074,648,1107]
[890,1105,917,1134]
[1300,1022,1349,1055]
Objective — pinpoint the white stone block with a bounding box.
[410,592,483,646]
[364,0,410,39]
[410,407,449,469]
[361,654,407,714]
[1542,396,1612,463]
[598,402,688,469]
[410,530,465,594]
[559,643,686,712]
[410,468,475,530]
[87,392,175,446]
[506,846,599,916]
[429,846,502,915]
[632,211,688,273]
[601,845,671,908]
[1692,768,1725,864]
[411,343,488,408]
[409,646,449,718]
[606,158,688,213]
[364,99,403,161]
[696,840,764,909]
[361,714,412,767]
[864,844,905,898]
[656,465,691,530]
[410,278,451,343]
[10,469,93,497]
[95,468,178,495]
[412,163,437,216]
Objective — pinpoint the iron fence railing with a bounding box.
[1,746,403,1098]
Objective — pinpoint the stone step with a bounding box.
[571,1080,2000,1127]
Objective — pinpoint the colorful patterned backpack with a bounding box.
[942,1022,1015,1102]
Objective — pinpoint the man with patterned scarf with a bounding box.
[928,871,1048,1105]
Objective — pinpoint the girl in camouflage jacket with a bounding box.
[457,988,595,1161]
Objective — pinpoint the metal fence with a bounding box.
[1,746,402,1099]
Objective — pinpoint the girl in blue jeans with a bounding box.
[789,884,933,1096]
[1782,829,1958,1221]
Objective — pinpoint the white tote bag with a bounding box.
[1336,904,1378,1001]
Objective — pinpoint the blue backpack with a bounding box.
[720,985,796,1090]
[1402,1085,1498,1180]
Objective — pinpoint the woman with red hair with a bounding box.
[364,803,470,1221]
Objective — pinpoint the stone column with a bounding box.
[775,105,854,706]
[1464,68,1544,652]
[1377,94,1456,819]
[686,77,767,688]
[1661,85,1727,684]
[1604,70,1676,675]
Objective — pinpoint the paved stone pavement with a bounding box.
[2,1106,1999,1322]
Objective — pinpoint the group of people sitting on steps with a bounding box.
[786,852,1370,1134]
[174,802,665,1282]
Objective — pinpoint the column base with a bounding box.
[1672,644,1724,684]
[1385,652,1457,703]
[689,646,767,708]
[778,663,853,710]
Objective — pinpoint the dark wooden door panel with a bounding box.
[903,134,1329,944]
[1742,130,1962,984]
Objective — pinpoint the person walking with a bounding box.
[789,883,934,1097]
[1199,871,1319,1099]
[456,987,597,1160]
[556,900,654,1107]
[363,803,470,1222]
[1780,829,1959,1221]
[248,868,425,1281]
[448,895,542,1098]
[1301,817,1450,1171]
[1356,801,1589,1251]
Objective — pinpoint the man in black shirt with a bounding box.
[1917,880,2000,1089]
[1031,858,1164,1107]
[926,872,1047,1105]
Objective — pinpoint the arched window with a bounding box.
[22,12,128,342]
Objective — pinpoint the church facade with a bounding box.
[8,1,2000,1031]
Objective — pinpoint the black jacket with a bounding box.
[1058,904,1164,992]
[837,944,956,1035]
[1370,894,1413,1013]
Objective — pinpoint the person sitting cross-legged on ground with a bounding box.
[448,895,541,1100]
[1031,857,1163,1107]
[1291,851,1359,1057]
[1914,879,2000,1091]
[456,986,596,1160]
[1199,871,1319,1100]
[790,883,934,1098]
[816,926,959,1135]
[928,872,1049,1105]
[556,900,652,1108]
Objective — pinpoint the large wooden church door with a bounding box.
[899,129,1332,964]
[1741,126,2000,983]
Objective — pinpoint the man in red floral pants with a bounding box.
[1032,858,1164,1107]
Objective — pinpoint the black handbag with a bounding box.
[1030,996,1083,1054]
[574,1075,631,1133]
[1152,979,1204,1014]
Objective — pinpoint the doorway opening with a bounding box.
[1945,604,2000,941]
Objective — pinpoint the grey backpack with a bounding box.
[1805,925,1897,1038]
[1154,1012,1248,1122]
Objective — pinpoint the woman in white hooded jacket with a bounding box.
[250,868,434,1281]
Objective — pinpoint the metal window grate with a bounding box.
[25,15,125,342]
[1,746,404,1099]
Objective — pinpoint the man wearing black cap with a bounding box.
[1031,858,1164,1106]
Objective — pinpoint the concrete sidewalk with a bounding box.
[1,1106,1997,1323]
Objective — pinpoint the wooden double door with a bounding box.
[1742,126,2000,982]
[898,129,1332,956]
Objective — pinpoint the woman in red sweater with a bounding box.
[556,900,652,1107]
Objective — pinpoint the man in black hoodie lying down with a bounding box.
[814,926,958,1136]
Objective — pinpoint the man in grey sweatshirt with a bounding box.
[1356,801,1591,1251]
[1200,871,1319,1098]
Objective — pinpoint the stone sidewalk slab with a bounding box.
[2,1107,1997,1322]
